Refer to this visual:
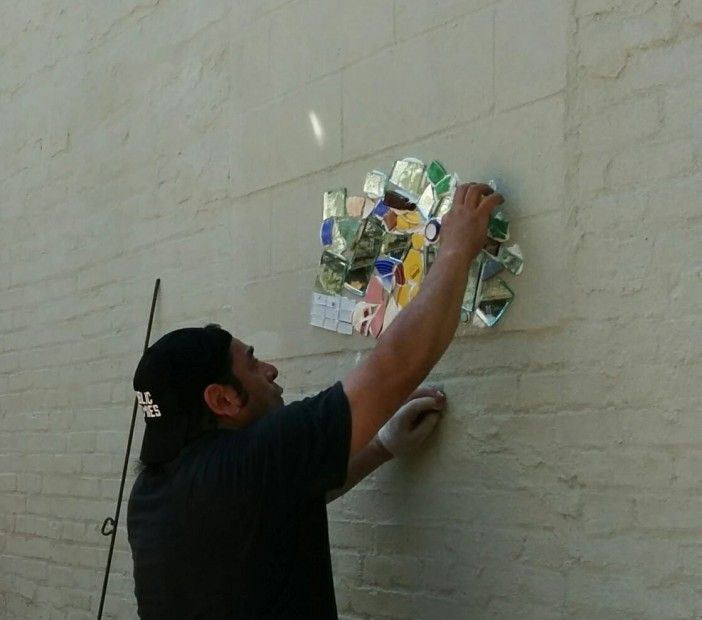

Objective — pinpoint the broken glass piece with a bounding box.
[373,199,389,218]
[384,188,417,211]
[382,296,401,332]
[475,278,514,327]
[323,318,339,331]
[402,248,424,283]
[417,184,438,219]
[369,296,389,338]
[339,306,354,323]
[312,292,329,306]
[395,211,423,231]
[380,231,412,260]
[346,196,366,217]
[310,314,324,328]
[488,179,498,192]
[434,172,458,196]
[339,296,357,323]
[375,256,401,277]
[320,218,334,246]
[488,213,510,242]
[424,219,441,243]
[337,322,353,335]
[323,188,347,219]
[345,217,385,295]
[483,238,501,259]
[352,301,377,336]
[390,158,426,195]
[382,210,398,231]
[427,160,447,185]
[323,217,363,258]
[394,262,406,285]
[316,250,348,295]
[424,244,438,274]
[481,255,504,280]
[460,257,484,320]
[363,276,386,305]
[364,170,388,199]
[432,193,454,219]
[362,197,377,218]
[497,244,524,275]
[393,281,419,308]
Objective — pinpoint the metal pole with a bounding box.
[97,278,160,619]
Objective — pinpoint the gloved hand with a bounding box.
[377,388,446,458]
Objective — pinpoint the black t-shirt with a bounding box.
[127,382,351,619]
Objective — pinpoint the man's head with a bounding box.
[133,324,283,465]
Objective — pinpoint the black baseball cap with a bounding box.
[133,326,233,464]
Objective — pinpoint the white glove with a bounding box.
[377,395,444,457]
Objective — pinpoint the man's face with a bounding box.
[229,338,284,422]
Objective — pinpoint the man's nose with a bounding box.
[264,363,278,381]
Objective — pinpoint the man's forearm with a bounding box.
[326,436,392,503]
[364,247,472,407]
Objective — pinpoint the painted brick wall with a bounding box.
[1,1,700,618]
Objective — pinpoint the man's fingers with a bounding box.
[465,183,494,209]
[453,183,472,208]
[406,386,445,403]
[413,412,441,440]
[409,395,444,413]
[478,192,504,214]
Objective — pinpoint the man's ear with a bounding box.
[203,383,243,420]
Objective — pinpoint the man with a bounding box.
[127,183,502,618]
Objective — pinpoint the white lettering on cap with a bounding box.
[136,391,162,418]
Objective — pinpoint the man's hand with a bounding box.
[377,388,446,458]
[441,183,504,260]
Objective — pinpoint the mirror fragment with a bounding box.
[390,158,426,195]
[316,251,348,295]
[475,278,514,327]
[498,244,524,275]
[364,170,388,199]
[323,188,347,219]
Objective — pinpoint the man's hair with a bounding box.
[198,323,248,425]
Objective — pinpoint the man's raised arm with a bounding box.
[342,183,503,456]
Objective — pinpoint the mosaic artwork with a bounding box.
[310,157,524,337]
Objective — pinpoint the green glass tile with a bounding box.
[427,160,447,185]
[488,213,509,242]
[434,172,458,196]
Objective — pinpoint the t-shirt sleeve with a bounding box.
[248,381,352,499]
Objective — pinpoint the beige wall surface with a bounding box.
[1,1,701,618]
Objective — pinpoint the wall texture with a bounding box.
[1,0,701,618]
